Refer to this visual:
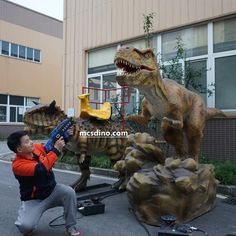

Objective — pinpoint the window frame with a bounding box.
[86,70,139,114]
[26,47,33,61]
[0,105,7,122]
[19,45,26,59]
[33,49,41,62]
[1,40,10,56]
[86,70,118,105]
[0,40,41,63]
[10,43,19,58]
[0,95,40,124]
[157,19,236,112]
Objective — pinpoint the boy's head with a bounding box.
[7,131,34,154]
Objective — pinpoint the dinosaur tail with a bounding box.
[206,108,226,119]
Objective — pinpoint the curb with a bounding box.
[217,184,236,196]
[54,162,119,178]
[0,154,119,179]
[0,154,235,195]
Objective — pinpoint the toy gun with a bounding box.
[44,117,74,153]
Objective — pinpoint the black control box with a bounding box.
[77,199,105,216]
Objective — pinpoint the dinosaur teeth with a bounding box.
[115,58,143,75]
[117,69,123,75]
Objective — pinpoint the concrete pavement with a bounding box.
[0,140,236,235]
[0,159,236,236]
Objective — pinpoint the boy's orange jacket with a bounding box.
[12,143,60,201]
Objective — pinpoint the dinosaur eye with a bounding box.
[145,52,152,58]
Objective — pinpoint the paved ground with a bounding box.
[0,159,236,236]
[0,140,45,157]
[1,141,236,236]
[0,140,13,155]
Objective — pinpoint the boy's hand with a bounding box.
[54,137,65,152]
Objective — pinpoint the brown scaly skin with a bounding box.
[114,47,225,162]
[23,101,131,191]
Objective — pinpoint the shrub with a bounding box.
[60,154,236,185]
[30,134,48,140]
[90,155,113,169]
[0,134,7,140]
[200,157,236,185]
[59,154,113,169]
[0,133,48,141]
[59,154,77,165]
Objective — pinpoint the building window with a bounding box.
[215,55,236,109]
[10,107,16,122]
[0,95,7,122]
[121,39,146,50]
[88,46,117,74]
[27,47,33,60]
[9,95,24,122]
[214,18,236,52]
[9,106,24,122]
[19,45,26,59]
[0,94,39,123]
[1,41,9,55]
[0,94,7,104]
[103,73,117,102]
[185,60,207,103]
[11,43,18,57]
[0,106,7,122]
[87,42,145,114]
[161,59,207,103]
[87,76,100,108]
[162,25,207,61]
[0,40,41,63]
[10,95,24,106]
[26,97,38,106]
[124,88,139,115]
[162,63,183,85]
[34,49,40,62]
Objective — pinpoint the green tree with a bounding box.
[143,12,156,47]
[142,13,210,97]
[159,37,212,97]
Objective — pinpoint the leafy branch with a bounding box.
[143,12,156,47]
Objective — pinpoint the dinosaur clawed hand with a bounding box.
[162,117,183,129]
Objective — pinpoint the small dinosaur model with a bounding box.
[23,101,130,191]
[114,47,225,162]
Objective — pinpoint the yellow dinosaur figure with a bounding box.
[78,93,112,120]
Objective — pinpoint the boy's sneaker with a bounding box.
[65,228,82,236]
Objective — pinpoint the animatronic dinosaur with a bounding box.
[114,47,225,162]
[23,101,130,191]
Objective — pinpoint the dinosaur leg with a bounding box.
[112,172,128,191]
[71,154,91,192]
[185,110,205,162]
[110,158,128,190]
[161,122,186,158]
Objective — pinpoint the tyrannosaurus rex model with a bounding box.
[114,47,225,162]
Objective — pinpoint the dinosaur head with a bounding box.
[23,100,67,135]
[114,47,159,88]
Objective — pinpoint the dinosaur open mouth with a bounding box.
[114,59,153,75]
